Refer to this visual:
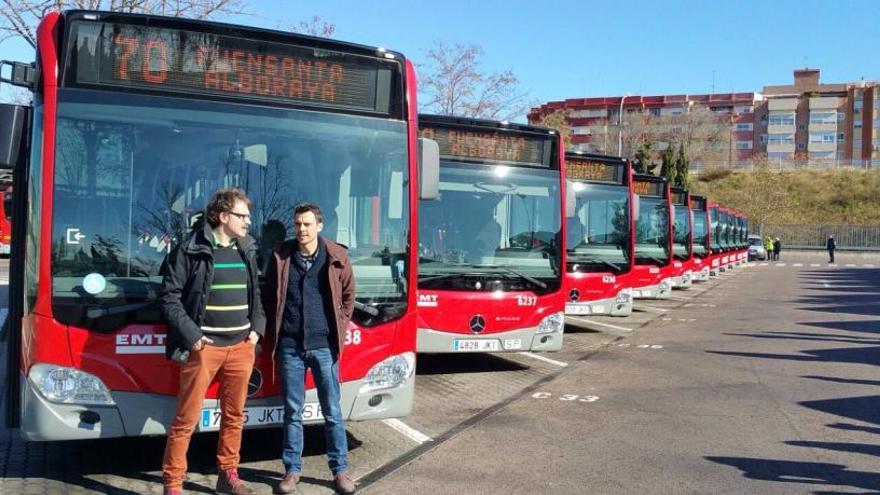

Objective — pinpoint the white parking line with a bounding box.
[810,264,820,267]
[517,352,568,367]
[793,263,803,267]
[759,263,768,266]
[567,317,633,333]
[776,263,786,267]
[866,264,876,267]
[382,418,432,444]
[845,263,856,267]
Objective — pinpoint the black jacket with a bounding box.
[158,223,266,359]
[826,238,836,250]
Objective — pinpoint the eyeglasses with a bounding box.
[228,211,251,221]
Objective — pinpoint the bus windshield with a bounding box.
[566,182,630,274]
[710,208,720,251]
[672,205,690,260]
[50,89,409,329]
[634,196,669,265]
[418,162,561,291]
[692,211,709,256]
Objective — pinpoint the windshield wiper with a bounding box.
[418,272,485,284]
[85,300,157,319]
[567,254,620,272]
[468,264,548,290]
[353,301,380,316]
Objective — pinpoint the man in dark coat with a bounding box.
[826,235,836,263]
[262,203,356,495]
[773,237,782,261]
[159,188,265,495]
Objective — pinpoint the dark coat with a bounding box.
[826,238,836,250]
[773,240,782,253]
[158,223,266,359]
[263,236,355,358]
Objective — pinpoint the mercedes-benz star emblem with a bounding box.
[569,289,580,302]
[469,315,486,333]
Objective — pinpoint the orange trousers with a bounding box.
[162,340,255,488]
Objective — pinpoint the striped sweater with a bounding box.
[201,244,250,346]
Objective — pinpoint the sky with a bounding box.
[1,0,879,114]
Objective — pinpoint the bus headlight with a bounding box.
[659,279,672,291]
[536,311,564,334]
[359,352,415,394]
[616,289,633,304]
[29,364,115,406]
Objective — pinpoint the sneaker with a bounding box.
[275,473,300,494]
[164,487,183,495]
[332,472,356,494]
[216,469,256,495]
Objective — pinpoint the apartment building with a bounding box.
[530,68,880,168]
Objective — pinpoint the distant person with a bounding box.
[826,235,836,264]
[773,237,782,261]
[764,236,774,261]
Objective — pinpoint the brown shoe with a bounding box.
[216,469,255,495]
[275,473,300,494]
[332,472,356,494]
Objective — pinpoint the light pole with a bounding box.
[617,92,631,156]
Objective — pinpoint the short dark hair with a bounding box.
[294,202,323,224]
[205,188,251,228]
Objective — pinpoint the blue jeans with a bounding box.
[279,345,348,475]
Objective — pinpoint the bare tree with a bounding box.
[0,0,247,48]
[289,14,334,38]
[419,41,533,121]
[531,109,571,149]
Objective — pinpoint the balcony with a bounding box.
[809,96,841,110]
[767,142,796,153]
[807,141,836,152]
[768,98,798,111]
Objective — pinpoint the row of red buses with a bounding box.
[2,9,442,440]
[561,152,749,319]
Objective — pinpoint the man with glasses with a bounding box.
[159,188,265,495]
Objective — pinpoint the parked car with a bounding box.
[747,234,766,260]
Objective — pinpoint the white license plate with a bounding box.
[453,339,501,352]
[591,305,607,314]
[503,339,523,350]
[566,304,591,315]
[631,290,641,298]
[199,403,323,431]
[0,244,9,255]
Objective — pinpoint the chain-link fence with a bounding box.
[754,224,880,250]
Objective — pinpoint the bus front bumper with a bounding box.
[693,267,711,282]
[20,359,415,441]
[671,271,693,290]
[417,323,564,353]
[565,294,633,317]
[632,280,673,300]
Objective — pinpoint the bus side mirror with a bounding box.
[418,137,439,200]
[565,180,576,218]
[0,104,27,170]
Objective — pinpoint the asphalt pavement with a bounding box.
[1,255,879,494]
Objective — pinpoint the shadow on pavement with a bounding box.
[705,456,880,492]
[707,345,880,367]
[416,353,528,375]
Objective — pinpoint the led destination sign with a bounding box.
[69,19,397,113]
[419,126,553,168]
[565,157,624,184]
[633,179,665,197]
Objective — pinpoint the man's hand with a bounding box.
[192,336,214,351]
[247,331,259,345]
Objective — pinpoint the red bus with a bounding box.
[1,10,440,441]
[630,174,674,299]
[688,195,711,282]
[416,115,567,353]
[669,187,694,290]
[563,152,634,317]
[720,207,736,271]
[707,201,724,275]
[737,212,750,264]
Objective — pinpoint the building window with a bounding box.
[809,111,837,124]
[854,101,862,114]
[649,108,661,116]
[798,124,806,130]
[760,134,768,144]
[735,141,753,150]
[735,105,753,114]
[809,132,836,143]
[797,143,806,150]
[768,133,794,144]
[735,123,753,131]
[768,151,790,159]
[768,112,795,125]
[838,112,847,122]
[838,132,846,142]
[854,119,863,129]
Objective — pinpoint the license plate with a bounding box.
[591,305,607,314]
[566,304,591,315]
[503,339,523,350]
[631,290,641,298]
[199,403,322,431]
[453,339,501,352]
